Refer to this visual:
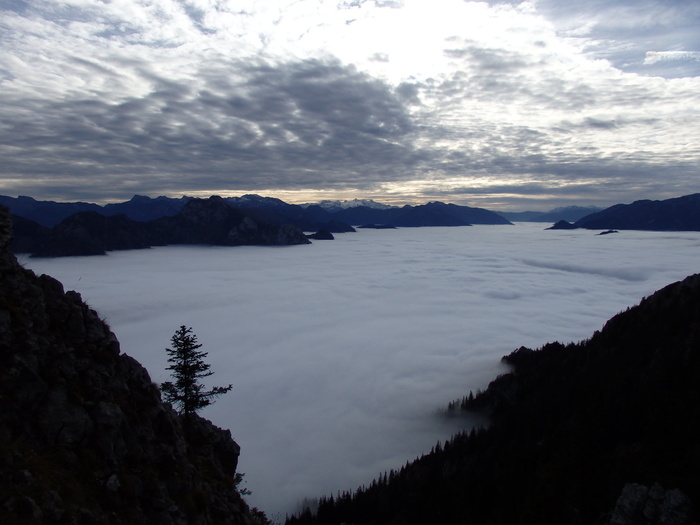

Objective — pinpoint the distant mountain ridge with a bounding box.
[0,195,192,228]
[7,192,700,235]
[498,205,604,223]
[300,198,395,212]
[13,196,311,257]
[573,193,700,231]
[1,195,512,251]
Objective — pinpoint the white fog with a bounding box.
[21,223,700,519]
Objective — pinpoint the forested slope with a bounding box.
[289,274,700,525]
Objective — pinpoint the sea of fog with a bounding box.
[21,223,700,519]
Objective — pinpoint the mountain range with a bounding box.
[12,196,311,257]
[3,195,512,257]
[573,193,700,230]
[0,194,511,231]
[4,192,700,257]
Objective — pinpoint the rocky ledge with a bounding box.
[0,205,261,524]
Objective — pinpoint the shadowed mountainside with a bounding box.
[1,194,511,236]
[499,205,603,223]
[573,193,700,231]
[288,273,700,525]
[328,201,511,227]
[0,206,266,524]
[12,196,311,257]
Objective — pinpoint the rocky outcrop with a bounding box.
[306,229,334,240]
[609,483,694,525]
[546,219,578,230]
[0,206,259,524]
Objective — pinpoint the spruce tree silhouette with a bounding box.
[161,325,232,419]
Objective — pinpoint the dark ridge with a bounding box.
[30,212,155,257]
[0,195,102,228]
[546,219,578,230]
[289,273,700,525]
[306,229,334,240]
[0,206,266,524]
[357,224,397,229]
[575,193,700,231]
[12,196,311,257]
[500,206,604,223]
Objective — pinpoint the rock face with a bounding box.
[0,206,257,524]
[546,219,578,230]
[609,483,694,525]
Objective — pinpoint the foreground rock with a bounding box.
[0,206,262,524]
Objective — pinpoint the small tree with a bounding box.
[161,325,232,418]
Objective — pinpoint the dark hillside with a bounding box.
[102,194,191,222]
[329,201,511,226]
[151,196,311,246]
[12,196,311,257]
[0,206,263,524]
[0,195,102,227]
[30,211,156,257]
[575,193,700,231]
[289,274,700,525]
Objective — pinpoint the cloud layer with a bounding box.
[23,224,700,518]
[1,0,699,208]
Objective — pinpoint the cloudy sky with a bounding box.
[2,0,699,209]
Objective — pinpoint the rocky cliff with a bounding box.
[0,206,261,524]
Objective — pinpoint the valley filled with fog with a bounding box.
[22,223,700,519]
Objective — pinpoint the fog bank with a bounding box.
[23,224,700,518]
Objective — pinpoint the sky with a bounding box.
[2,0,700,210]
[22,224,700,518]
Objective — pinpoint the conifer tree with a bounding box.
[161,325,232,418]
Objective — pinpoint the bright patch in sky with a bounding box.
[23,224,700,518]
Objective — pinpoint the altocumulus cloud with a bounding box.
[0,0,699,208]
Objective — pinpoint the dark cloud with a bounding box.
[0,57,429,199]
